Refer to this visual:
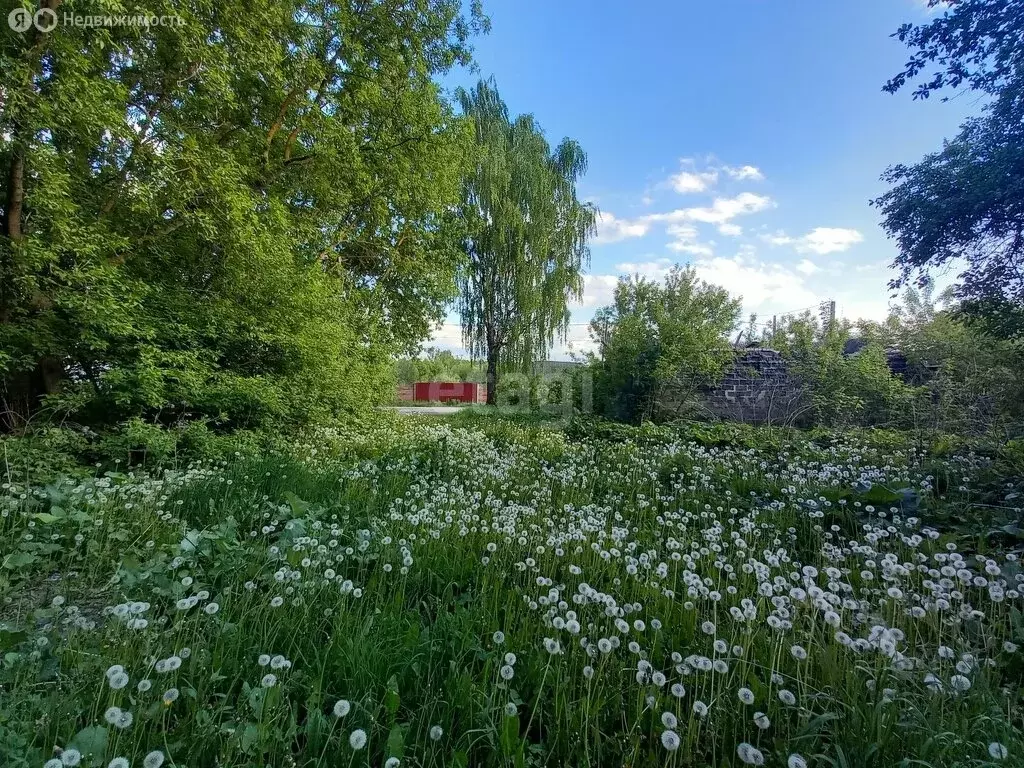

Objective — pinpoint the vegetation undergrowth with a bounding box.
[1,417,1023,768]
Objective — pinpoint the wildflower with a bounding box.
[788,754,808,768]
[104,706,123,724]
[349,729,367,750]
[738,687,755,705]
[661,711,678,728]
[988,742,1008,760]
[204,602,219,615]
[500,664,515,680]
[108,671,129,690]
[108,759,130,768]
[114,711,133,729]
[261,674,278,688]
[384,759,400,768]
[671,682,685,698]
[949,674,971,692]
[692,700,708,717]
[660,729,680,751]
[429,725,444,741]
[737,742,765,765]
[492,631,505,644]
[258,654,271,667]
[61,749,83,767]
[790,645,808,661]
[162,688,179,705]
[143,752,164,768]
[333,699,351,718]
[778,689,796,706]
[753,711,770,729]
[46,759,63,768]
[137,679,152,693]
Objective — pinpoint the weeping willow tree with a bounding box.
[456,79,596,404]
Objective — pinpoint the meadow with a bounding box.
[1,416,1022,768]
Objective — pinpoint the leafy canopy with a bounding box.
[455,79,595,401]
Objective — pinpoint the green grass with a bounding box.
[1,418,1022,768]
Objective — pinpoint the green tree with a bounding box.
[455,79,596,405]
[875,0,1024,339]
[590,266,740,424]
[0,0,486,431]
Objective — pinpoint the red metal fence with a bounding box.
[397,382,485,403]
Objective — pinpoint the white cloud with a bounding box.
[692,252,818,314]
[573,273,621,308]
[614,258,674,280]
[594,211,651,244]
[661,192,774,226]
[798,227,864,254]
[796,259,819,275]
[724,165,764,181]
[718,223,742,237]
[670,168,719,194]
[666,223,714,256]
[761,226,863,255]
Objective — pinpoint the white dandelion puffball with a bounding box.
[258,654,271,667]
[384,759,400,768]
[61,749,82,767]
[492,631,505,644]
[45,761,63,768]
[988,742,1008,760]
[661,711,678,728]
[660,729,680,751]
[108,671,129,690]
[333,699,351,718]
[261,674,278,688]
[108,759,130,768]
[430,725,444,741]
[788,753,808,768]
[142,751,165,768]
[349,729,367,750]
[738,687,755,705]
[737,742,765,765]
[753,711,770,729]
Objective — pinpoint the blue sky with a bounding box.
[433,0,974,358]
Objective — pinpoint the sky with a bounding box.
[431,0,975,359]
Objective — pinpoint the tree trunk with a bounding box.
[486,347,499,406]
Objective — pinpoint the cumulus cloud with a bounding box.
[669,168,719,194]
[691,252,818,312]
[594,211,651,244]
[724,165,764,181]
[573,273,621,308]
[796,259,819,275]
[660,192,774,226]
[798,227,863,254]
[614,258,675,280]
[718,223,743,237]
[761,226,863,254]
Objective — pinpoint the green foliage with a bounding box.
[0,419,1022,767]
[455,79,595,403]
[878,0,1024,338]
[589,265,741,423]
[1,0,486,432]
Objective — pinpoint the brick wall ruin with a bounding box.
[701,348,806,424]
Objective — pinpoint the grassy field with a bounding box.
[1,416,1023,767]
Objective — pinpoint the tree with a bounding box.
[875,0,1024,339]
[0,0,486,431]
[590,266,740,424]
[455,79,596,405]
